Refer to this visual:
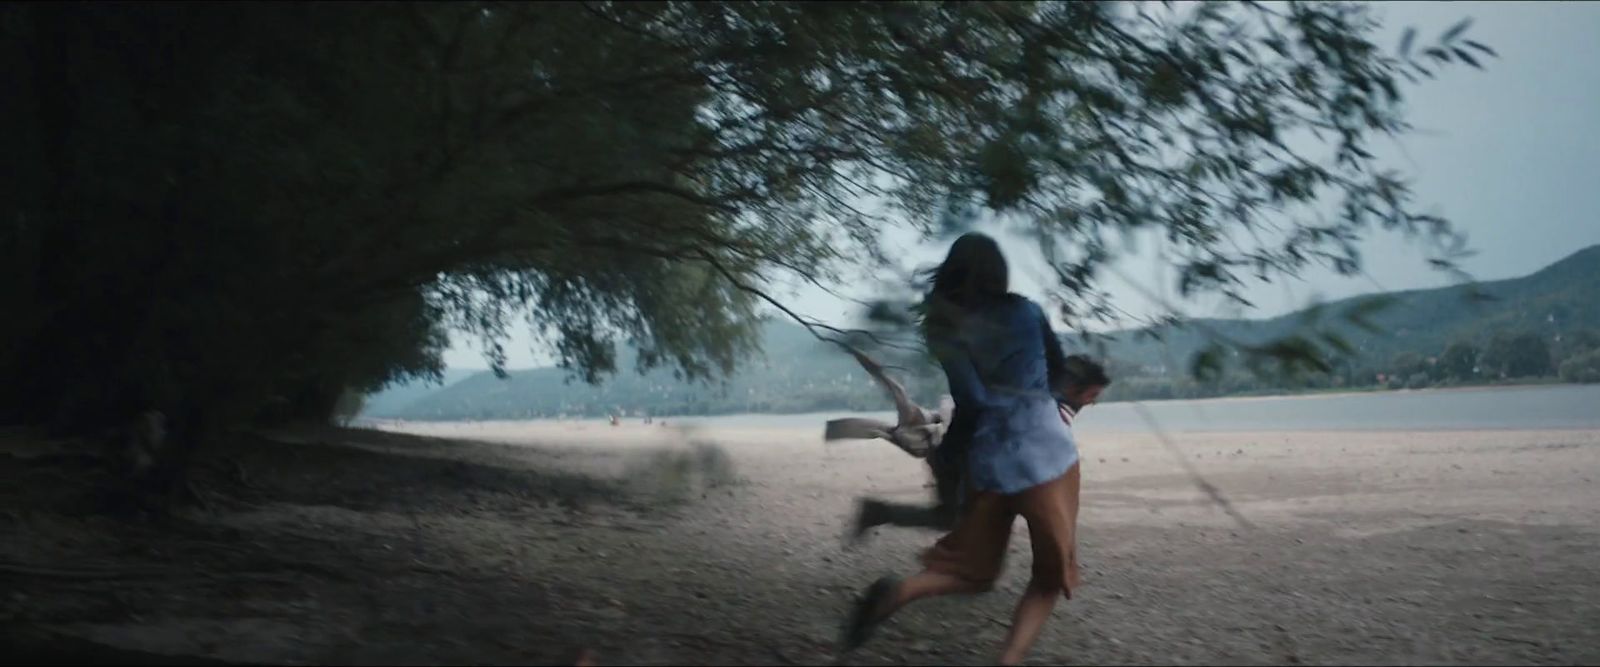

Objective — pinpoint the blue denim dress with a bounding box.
[932,295,1078,495]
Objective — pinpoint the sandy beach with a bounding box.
[4,419,1599,665]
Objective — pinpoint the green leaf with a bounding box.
[1464,39,1498,57]
[1346,294,1399,318]
[1320,331,1356,356]
[1441,17,1473,44]
[1341,295,1397,335]
[1248,335,1334,379]
[1453,48,1482,69]
[1375,75,1399,103]
[864,300,915,327]
[1191,343,1226,383]
[1398,27,1417,57]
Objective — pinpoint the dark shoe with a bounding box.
[848,499,887,547]
[840,576,898,652]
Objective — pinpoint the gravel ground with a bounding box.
[4,419,1598,665]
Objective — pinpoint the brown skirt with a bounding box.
[920,462,1081,598]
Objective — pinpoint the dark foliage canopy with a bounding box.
[0,2,1487,447]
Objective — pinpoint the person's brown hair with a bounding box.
[921,232,1010,341]
[1057,354,1111,389]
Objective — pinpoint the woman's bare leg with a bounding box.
[998,464,1081,665]
[997,582,1061,665]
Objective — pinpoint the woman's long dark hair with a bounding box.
[920,232,1010,340]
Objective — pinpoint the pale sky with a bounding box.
[446,1,1600,371]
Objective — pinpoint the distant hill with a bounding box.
[1103,244,1600,373]
[368,244,1600,420]
[362,320,914,420]
[360,368,479,417]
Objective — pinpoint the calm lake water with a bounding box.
[669,384,1600,435]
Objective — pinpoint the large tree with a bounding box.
[1480,331,1554,380]
[1438,341,1479,381]
[0,2,1487,496]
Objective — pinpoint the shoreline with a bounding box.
[1117,379,1574,405]
[363,381,1593,426]
[368,421,1600,438]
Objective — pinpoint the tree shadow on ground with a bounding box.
[212,427,738,517]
